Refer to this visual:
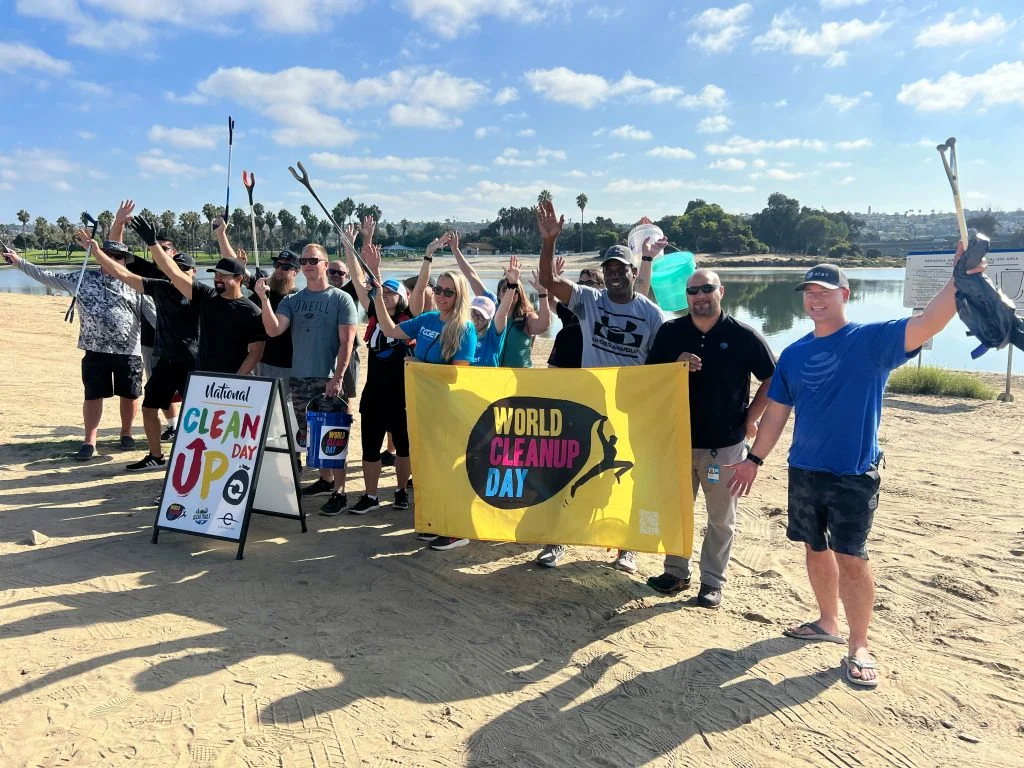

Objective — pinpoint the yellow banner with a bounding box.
[405,362,692,556]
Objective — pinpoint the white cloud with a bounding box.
[824,91,872,112]
[525,66,722,109]
[76,131,95,140]
[494,146,564,167]
[822,161,852,168]
[705,135,828,155]
[51,180,72,192]
[0,148,75,182]
[189,66,486,146]
[688,3,752,53]
[604,178,756,193]
[610,124,652,141]
[165,90,208,105]
[751,168,804,180]
[898,61,1024,111]
[136,149,205,178]
[709,158,746,171]
[565,169,587,178]
[915,12,1009,48]
[73,79,111,97]
[517,128,537,137]
[588,5,624,21]
[148,124,222,149]
[474,126,498,139]
[402,0,561,38]
[466,163,487,172]
[607,152,626,160]
[753,10,891,66]
[697,114,732,134]
[537,147,566,160]
[0,42,71,76]
[309,153,437,173]
[773,98,788,107]
[835,138,872,150]
[820,0,867,7]
[647,146,696,160]
[465,179,569,204]
[751,158,768,169]
[839,175,856,185]
[494,86,519,105]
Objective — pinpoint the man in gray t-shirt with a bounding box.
[255,244,358,515]
[536,199,666,575]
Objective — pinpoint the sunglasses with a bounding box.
[274,263,298,272]
[432,286,457,298]
[686,284,721,296]
[579,279,598,287]
[298,257,323,266]
[328,269,348,277]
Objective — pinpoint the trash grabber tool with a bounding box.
[937,137,969,248]
[242,170,259,270]
[224,116,235,219]
[65,213,98,323]
[287,160,377,284]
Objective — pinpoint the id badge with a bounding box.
[707,463,720,484]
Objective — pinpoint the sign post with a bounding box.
[152,372,304,559]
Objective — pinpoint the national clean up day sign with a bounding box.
[156,374,274,541]
[406,363,693,556]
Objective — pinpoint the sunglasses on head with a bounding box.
[328,268,347,277]
[432,286,457,298]
[686,284,720,296]
[298,257,322,266]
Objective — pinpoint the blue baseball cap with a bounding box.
[382,279,408,299]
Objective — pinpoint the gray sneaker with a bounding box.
[613,549,639,574]
[536,544,566,568]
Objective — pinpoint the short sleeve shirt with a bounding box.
[399,312,477,364]
[568,284,664,367]
[141,278,200,363]
[277,286,358,379]
[191,282,266,374]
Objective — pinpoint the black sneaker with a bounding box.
[696,583,722,609]
[348,494,381,515]
[119,435,137,450]
[319,492,347,516]
[393,488,410,511]
[430,536,470,551]
[73,444,96,461]
[646,572,691,595]
[126,454,165,472]
[302,477,334,496]
[380,451,396,467]
[160,425,177,441]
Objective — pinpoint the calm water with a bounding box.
[2,265,1019,373]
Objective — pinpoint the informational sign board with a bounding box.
[152,373,304,559]
[905,249,1024,313]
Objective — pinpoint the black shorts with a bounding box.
[142,358,194,410]
[360,405,410,459]
[786,465,881,559]
[81,351,142,401]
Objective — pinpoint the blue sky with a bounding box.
[2,0,1023,227]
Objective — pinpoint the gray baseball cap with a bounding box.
[795,263,849,290]
[601,244,635,268]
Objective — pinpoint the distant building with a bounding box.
[464,241,498,255]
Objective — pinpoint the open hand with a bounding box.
[115,199,135,224]
[504,255,521,285]
[535,200,564,241]
[360,215,376,244]
[553,255,566,277]
[362,242,381,273]
[235,248,248,264]
[725,459,758,497]
[528,268,544,293]
[448,230,460,251]
[343,223,357,249]
[642,235,669,260]
[129,217,158,247]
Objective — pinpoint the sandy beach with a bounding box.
[1,291,1023,767]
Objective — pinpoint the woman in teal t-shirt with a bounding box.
[469,261,521,367]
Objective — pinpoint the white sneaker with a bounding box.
[613,549,638,574]
[536,544,566,568]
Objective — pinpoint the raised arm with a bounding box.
[525,267,551,336]
[213,216,240,261]
[536,200,574,305]
[109,199,135,243]
[131,217,192,299]
[347,219,378,311]
[253,278,291,336]
[905,240,984,353]
[410,239,442,316]
[77,229,144,292]
[635,232,668,298]
[494,258,521,335]
[450,231,487,297]
[3,247,73,292]
[371,290,412,340]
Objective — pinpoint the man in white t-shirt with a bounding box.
[536,199,665,574]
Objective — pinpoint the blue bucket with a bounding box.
[306,399,352,469]
[650,250,696,312]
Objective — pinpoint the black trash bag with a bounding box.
[953,234,1024,358]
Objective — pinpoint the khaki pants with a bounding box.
[664,441,746,589]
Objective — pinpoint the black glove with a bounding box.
[130,217,157,247]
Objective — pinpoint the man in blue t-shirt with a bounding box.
[726,252,985,688]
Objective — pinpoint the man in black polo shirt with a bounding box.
[644,268,776,608]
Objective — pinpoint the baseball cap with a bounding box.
[207,257,246,276]
[101,240,131,259]
[272,249,300,270]
[382,278,408,300]
[172,252,195,269]
[470,295,496,321]
[156,231,175,246]
[795,263,849,291]
[601,244,635,268]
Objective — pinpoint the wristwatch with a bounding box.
[641,256,654,262]
[746,452,765,466]
[423,255,433,262]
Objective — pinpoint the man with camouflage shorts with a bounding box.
[255,243,358,515]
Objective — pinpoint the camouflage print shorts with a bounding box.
[289,377,349,432]
[786,465,881,560]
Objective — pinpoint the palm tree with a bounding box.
[160,210,177,238]
[263,210,278,250]
[400,218,410,243]
[56,216,73,257]
[576,193,588,253]
[340,197,355,227]
[537,189,552,205]
[97,210,114,239]
[300,205,314,238]
[17,209,29,251]
[34,216,49,260]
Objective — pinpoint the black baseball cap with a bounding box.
[795,263,849,291]
[272,249,300,270]
[156,231,175,246]
[601,244,635,268]
[207,257,246,276]
[172,252,195,269]
[101,240,131,259]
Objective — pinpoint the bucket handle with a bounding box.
[305,394,350,414]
